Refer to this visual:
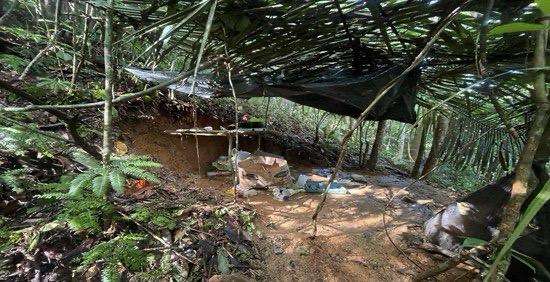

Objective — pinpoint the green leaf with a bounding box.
[117,165,159,183]
[535,0,550,14]
[113,156,161,168]
[39,221,61,233]
[487,181,550,280]
[91,175,103,196]
[27,232,40,251]
[511,250,550,279]
[69,172,97,196]
[109,170,126,194]
[461,237,487,248]
[489,22,547,35]
[217,248,230,274]
[92,173,110,196]
[73,150,101,169]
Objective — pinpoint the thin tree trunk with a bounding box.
[476,0,517,138]
[69,3,92,92]
[358,122,364,167]
[102,0,115,166]
[19,0,62,80]
[314,111,328,145]
[361,126,370,166]
[396,124,407,162]
[534,121,549,163]
[225,44,239,200]
[366,120,386,170]
[421,114,449,176]
[411,117,430,178]
[409,117,423,161]
[490,18,549,278]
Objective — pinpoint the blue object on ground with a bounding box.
[304,180,325,193]
[304,179,348,194]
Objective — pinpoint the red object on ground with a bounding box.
[134,179,150,190]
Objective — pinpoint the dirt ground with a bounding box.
[121,115,474,281]
[245,173,473,281]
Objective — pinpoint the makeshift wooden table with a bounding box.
[164,127,266,157]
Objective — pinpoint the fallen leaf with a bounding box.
[114,141,128,156]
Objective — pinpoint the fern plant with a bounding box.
[0,169,28,193]
[79,233,148,281]
[0,54,29,72]
[34,174,74,200]
[0,125,62,157]
[57,195,114,233]
[69,151,161,197]
[129,206,176,230]
[36,77,72,94]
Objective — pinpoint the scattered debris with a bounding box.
[272,243,284,255]
[212,155,233,172]
[295,246,310,256]
[236,151,291,195]
[272,187,301,201]
[294,173,349,194]
[114,140,128,155]
[207,171,232,177]
[208,273,252,282]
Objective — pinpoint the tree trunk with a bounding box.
[313,111,328,145]
[490,18,550,278]
[409,118,423,161]
[421,114,449,176]
[395,124,407,162]
[358,123,364,167]
[534,121,550,163]
[411,117,430,178]
[366,120,386,170]
[102,0,115,166]
[324,116,343,139]
[360,123,370,167]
